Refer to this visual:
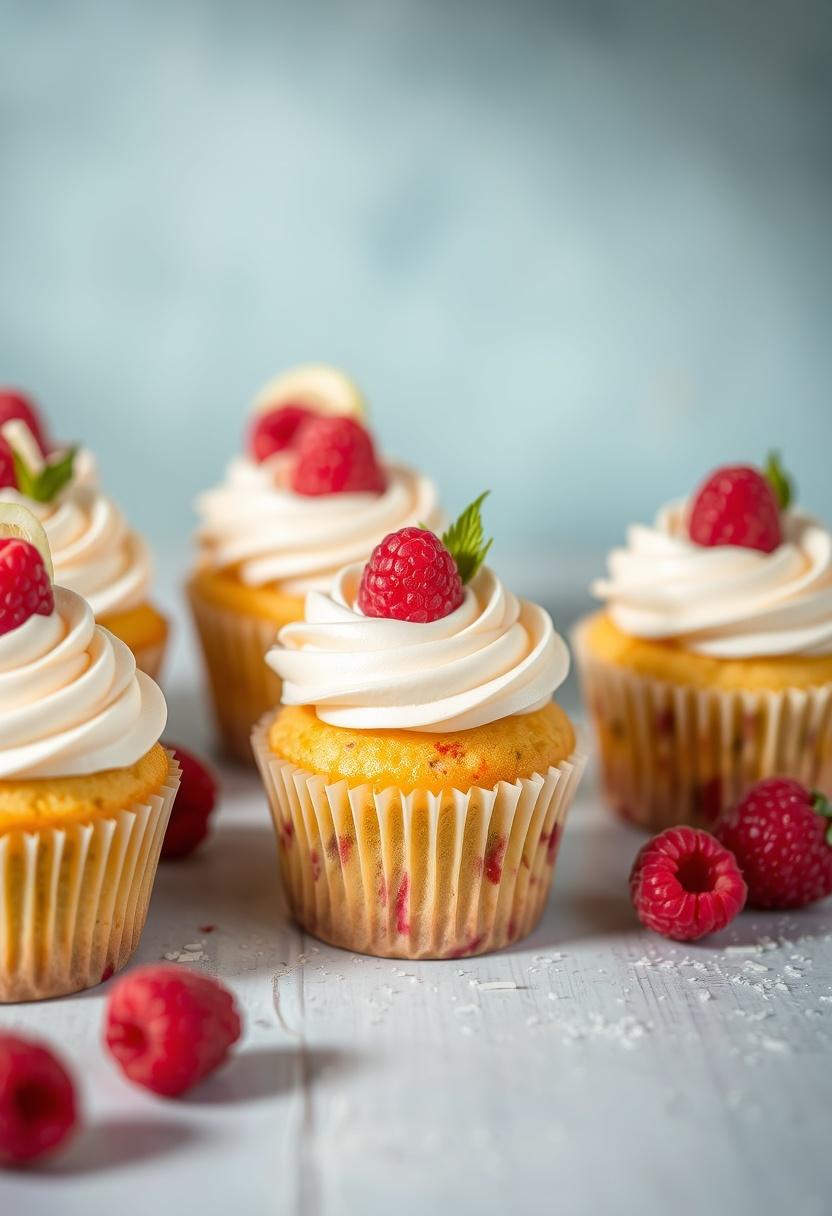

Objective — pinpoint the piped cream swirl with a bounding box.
[0,451,153,618]
[0,587,166,779]
[195,457,441,595]
[593,502,832,657]
[267,566,570,731]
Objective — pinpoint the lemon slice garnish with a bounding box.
[252,364,366,421]
[0,503,54,581]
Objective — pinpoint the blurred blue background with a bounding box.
[2,0,831,581]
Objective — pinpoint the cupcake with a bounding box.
[253,495,585,960]
[0,504,179,1001]
[189,365,441,763]
[0,388,169,680]
[574,455,832,830]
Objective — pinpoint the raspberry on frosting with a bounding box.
[358,527,463,623]
[291,416,386,496]
[687,455,791,554]
[248,403,315,463]
[0,539,54,636]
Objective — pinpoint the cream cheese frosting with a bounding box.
[267,565,570,731]
[0,449,153,619]
[195,456,442,596]
[0,586,166,779]
[593,501,832,658]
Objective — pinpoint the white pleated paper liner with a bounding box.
[0,753,181,1003]
[572,619,832,831]
[187,580,286,763]
[252,715,586,960]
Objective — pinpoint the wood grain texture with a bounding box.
[0,680,830,1214]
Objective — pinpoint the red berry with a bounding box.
[688,464,782,553]
[0,389,50,456]
[630,826,747,942]
[0,1034,77,1166]
[715,777,832,909]
[358,527,464,623]
[0,438,16,489]
[291,415,385,496]
[161,744,219,860]
[0,540,54,637]
[248,403,314,463]
[105,965,241,1097]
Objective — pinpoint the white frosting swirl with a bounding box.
[0,451,153,618]
[0,587,166,779]
[593,502,832,658]
[267,566,570,731]
[195,457,442,595]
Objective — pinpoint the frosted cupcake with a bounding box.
[0,389,169,679]
[0,505,179,1001]
[189,365,441,762]
[253,496,585,959]
[574,456,832,830]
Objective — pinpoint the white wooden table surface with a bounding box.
[1,573,831,1216]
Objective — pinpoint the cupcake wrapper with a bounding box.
[187,583,284,764]
[252,717,586,960]
[132,639,167,683]
[0,754,180,1002]
[573,621,832,830]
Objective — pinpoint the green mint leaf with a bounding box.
[12,446,77,504]
[811,789,832,819]
[764,451,793,511]
[441,491,493,584]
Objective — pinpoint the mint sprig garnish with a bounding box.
[811,790,832,847]
[764,451,793,511]
[442,491,493,584]
[13,446,77,504]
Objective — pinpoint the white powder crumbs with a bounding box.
[163,948,207,963]
[743,960,769,974]
[783,965,803,978]
[553,1012,650,1050]
[548,992,563,1001]
[819,995,832,1004]
[724,944,763,956]
[698,991,713,1003]
[183,942,203,952]
[476,981,520,991]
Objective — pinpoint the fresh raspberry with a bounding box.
[0,1034,77,1166]
[290,415,385,496]
[161,744,219,860]
[715,777,832,909]
[358,527,464,623]
[629,826,747,942]
[248,403,315,463]
[105,965,241,1097]
[0,539,54,637]
[0,438,16,489]
[688,464,782,553]
[0,389,50,456]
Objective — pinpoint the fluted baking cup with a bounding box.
[252,717,585,959]
[187,583,285,763]
[0,754,180,1002]
[573,621,832,831]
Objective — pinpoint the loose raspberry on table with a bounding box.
[105,965,241,1097]
[248,403,315,463]
[0,539,54,636]
[0,1034,78,1167]
[688,464,782,553]
[715,777,832,909]
[629,826,747,942]
[291,415,385,496]
[0,389,51,456]
[358,527,464,623]
[160,744,219,860]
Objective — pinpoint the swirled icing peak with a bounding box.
[0,586,166,779]
[593,501,832,658]
[196,457,441,595]
[267,564,570,731]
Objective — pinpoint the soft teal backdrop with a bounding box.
[2,0,831,570]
